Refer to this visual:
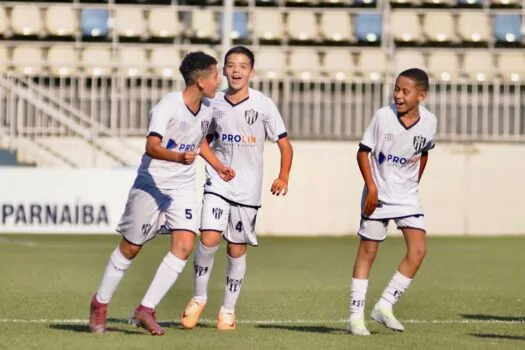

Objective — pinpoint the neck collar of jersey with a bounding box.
[391,104,421,130]
[224,92,250,107]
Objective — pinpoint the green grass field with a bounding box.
[1,234,524,350]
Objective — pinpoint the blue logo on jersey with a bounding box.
[220,133,257,145]
[378,152,386,164]
[387,154,408,165]
[166,139,196,151]
[166,139,177,150]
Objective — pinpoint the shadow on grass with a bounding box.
[470,333,525,341]
[460,314,525,322]
[256,324,346,334]
[49,324,143,335]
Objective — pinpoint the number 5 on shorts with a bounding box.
[185,209,192,219]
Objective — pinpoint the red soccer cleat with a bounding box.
[89,294,108,333]
[130,305,165,336]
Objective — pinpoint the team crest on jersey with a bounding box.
[245,109,259,125]
[201,120,210,134]
[413,135,427,152]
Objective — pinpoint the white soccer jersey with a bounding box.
[359,104,437,219]
[136,91,214,190]
[204,89,288,207]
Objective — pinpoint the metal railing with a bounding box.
[1,72,524,143]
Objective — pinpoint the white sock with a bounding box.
[377,271,412,310]
[140,252,187,309]
[193,242,219,302]
[349,278,368,320]
[96,247,132,304]
[222,254,247,312]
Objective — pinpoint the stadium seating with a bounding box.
[0,1,522,81]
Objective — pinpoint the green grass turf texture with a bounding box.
[1,234,524,350]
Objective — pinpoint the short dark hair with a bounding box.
[399,68,429,91]
[179,51,218,85]
[224,46,255,68]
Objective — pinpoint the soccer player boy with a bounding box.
[89,51,235,335]
[347,69,437,336]
[138,45,293,331]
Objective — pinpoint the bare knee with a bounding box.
[200,230,222,248]
[171,231,196,260]
[227,243,247,258]
[119,239,141,260]
[407,244,427,265]
[357,240,379,262]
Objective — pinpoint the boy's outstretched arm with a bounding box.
[271,136,293,196]
[145,135,195,164]
[418,151,429,182]
[198,136,235,182]
[357,148,378,217]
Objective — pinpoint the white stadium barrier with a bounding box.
[0,141,523,236]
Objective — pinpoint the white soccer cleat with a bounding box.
[347,317,371,336]
[371,306,405,332]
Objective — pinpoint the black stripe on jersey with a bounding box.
[204,191,262,209]
[148,132,163,140]
[358,143,372,152]
[224,94,250,107]
[278,132,288,140]
[185,102,201,117]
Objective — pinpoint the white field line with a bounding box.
[0,318,523,325]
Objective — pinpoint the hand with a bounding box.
[218,166,236,182]
[177,151,197,165]
[271,177,288,196]
[363,186,378,217]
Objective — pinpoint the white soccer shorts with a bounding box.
[116,185,198,246]
[358,215,426,242]
[200,193,259,246]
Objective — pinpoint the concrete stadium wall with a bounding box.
[0,142,523,236]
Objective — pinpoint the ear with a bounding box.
[196,76,205,90]
[418,90,428,103]
[249,68,255,79]
[222,66,227,76]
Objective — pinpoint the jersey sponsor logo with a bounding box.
[220,133,257,146]
[166,139,177,149]
[413,135,427,152]
[379,152,420,166]
[167,139,197,151]
[245,109,259,125]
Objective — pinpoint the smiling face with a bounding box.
[223,52,254,92]
[392,75,427,115]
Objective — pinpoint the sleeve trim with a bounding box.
[277,132,288,140]
[358,143,372,152]
[148,132,163,140]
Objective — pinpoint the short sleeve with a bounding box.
[359,111,381,152]
[422,119,437,153]
[263,99,288,142]
[147,95,173,139]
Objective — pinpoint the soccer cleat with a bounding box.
[216,310,236,331]
[371,306,405,332]
[180,299,207,329]
[89,293,108,333]
[347,317,371,336]
[129,305,165,336]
